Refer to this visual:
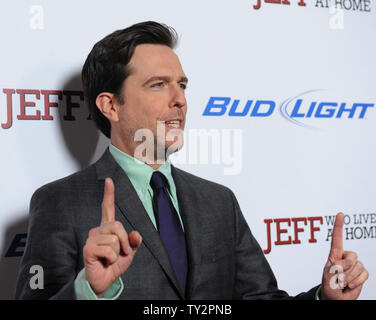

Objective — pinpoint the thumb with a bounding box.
[328,212,344,262]
[117,231,142,272]
[128,231,142,251]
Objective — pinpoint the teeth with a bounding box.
[165,120,180,128]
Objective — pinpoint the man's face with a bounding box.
[112,43,188,163]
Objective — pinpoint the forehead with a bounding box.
[128,44,185,77]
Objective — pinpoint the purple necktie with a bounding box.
[150,172,188,294]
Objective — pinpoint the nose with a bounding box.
[169,83,186,109]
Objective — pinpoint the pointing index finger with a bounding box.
[101,178,115,225]
[329,212,344,261]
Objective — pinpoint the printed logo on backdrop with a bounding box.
[202,90,374,130]
[4,88,374,131]
[0,89,86,129]
[252,0,372,12]
[263,213,376,254]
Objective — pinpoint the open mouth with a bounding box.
[164,119,182,129]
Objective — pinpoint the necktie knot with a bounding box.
[150,172,167,191]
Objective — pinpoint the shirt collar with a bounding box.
[109,144,175,196]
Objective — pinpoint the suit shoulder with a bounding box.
[31,163,98,201]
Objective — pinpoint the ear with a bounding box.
[95,92,120,122]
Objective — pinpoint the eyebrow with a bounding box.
[142,76,188,86]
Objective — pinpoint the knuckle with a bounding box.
[88,227,98,237]
[344,250,356,260]
[352,262,363,274]
[103,245,113,256]
[108,248,118,260]
[85,238,93,247]
[114,221,123,229]
[110,235,119,245]
[83,244,91,256]
[115,222,127,237]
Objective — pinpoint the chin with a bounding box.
[165,139,182,153]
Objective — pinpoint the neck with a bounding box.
[111,139,166,170]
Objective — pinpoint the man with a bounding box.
[16,21,368,300]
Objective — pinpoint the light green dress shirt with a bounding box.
[74,144,183,300]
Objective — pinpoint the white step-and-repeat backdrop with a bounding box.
[0,0,375,299]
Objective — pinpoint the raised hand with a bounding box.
[321,212,368,300]
[83,178,142,297]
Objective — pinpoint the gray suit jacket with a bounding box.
[16,149,318,300]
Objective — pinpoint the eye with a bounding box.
[152,82,163,87]
[179,83,187,90]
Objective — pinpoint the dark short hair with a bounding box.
[82,21,178,138]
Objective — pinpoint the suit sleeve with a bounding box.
[230,190,319,300]
[15,185,78,300]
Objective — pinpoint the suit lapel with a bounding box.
[95,149,184,299]
[171,166,203,299]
